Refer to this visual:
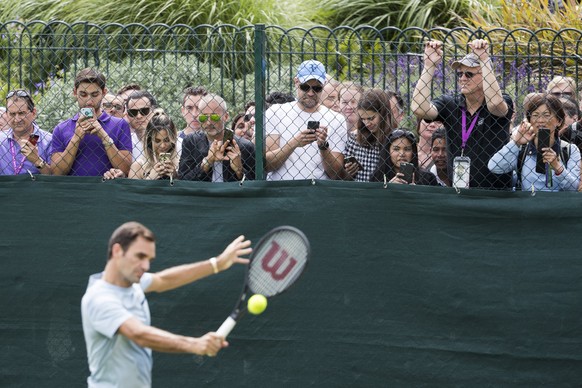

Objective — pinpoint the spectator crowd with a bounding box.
[2,38,582,192]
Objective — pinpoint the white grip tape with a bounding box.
[216,316,237,338]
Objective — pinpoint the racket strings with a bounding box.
[248,230,308,297]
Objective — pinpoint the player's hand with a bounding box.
[195,333,227,357]
[216,235,252,272]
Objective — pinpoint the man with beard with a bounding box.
[51,68,132,176]
[429,127,451,186]
[178,94,255,182]
[265,60,346,180]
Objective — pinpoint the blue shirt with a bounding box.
[0,124,52,175]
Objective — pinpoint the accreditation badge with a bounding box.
[453,156,471,189]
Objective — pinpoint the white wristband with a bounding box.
[209,257,219,274]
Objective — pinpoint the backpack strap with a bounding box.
[516,144,527,190]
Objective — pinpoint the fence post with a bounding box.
[254,24,266,180]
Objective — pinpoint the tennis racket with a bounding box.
[216,226,310,338]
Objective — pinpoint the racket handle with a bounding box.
[216,316,237,338]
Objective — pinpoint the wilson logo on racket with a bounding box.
[261,241,297,281]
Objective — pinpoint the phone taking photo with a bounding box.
[537,127,551,152]
[28,134,40,146]
[307,121,319,133]
[80,107,93,118]
[345,156,362,171]
[400,162,415,184]
[158,153,171,163]
[223,129,234,144]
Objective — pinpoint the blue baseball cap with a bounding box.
[297,60,326,85]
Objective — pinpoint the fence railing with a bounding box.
[1,21,582,187]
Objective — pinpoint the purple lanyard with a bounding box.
[461,108,480,151]
[9,139,26,175]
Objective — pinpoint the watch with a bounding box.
[35,159,46,169]
[318,141,329,151]
[102,137,114,148]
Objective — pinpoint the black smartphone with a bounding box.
[345,156,362,171]
[400,162,415,184]
[223,129,234,144]
[29,134,40,146]
[307,121,319,133]
[537,127,551,152]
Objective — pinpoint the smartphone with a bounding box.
[307,121,320,133]
[345,156,362,171]
[400,162,415,184]
[223,129,234,144]
[536,127,552,174]
[80,107,93,118]
[28,134,40,146]
[158,152,171,163]
[537,127,551,152]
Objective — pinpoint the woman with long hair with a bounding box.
[129,109,179,180]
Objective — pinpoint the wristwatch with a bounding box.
[318,141,329,151]
[35,159,46,169]
[102,137,114,148]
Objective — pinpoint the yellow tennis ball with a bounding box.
[247,294,268,315]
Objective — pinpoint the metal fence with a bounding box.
[1,21,582,187]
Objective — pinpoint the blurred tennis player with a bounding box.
[81,221,251,387]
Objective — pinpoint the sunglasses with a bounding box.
[299,84,323,93]
[103,102,124,111]
[456,71,481,79]
[244,113,254,122]
[390,129,417,142]
[198,113,222,123]
[551,92,574,97]
[7,90,32,99]
[127,107,151,118]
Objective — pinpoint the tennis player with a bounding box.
[81,221,251,387]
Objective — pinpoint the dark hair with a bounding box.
[244,101,256,111]
[525,93,565,129]
[356,89,395,147]
[372,129,418,182]
[431,127,446,148]
[182,86,208,106]
[230,112,245,132]
[75,68,106,90]
[107,222,155,260]
[117,83,142,96]
[385,90,404,113]
[265,91,295,106]
[126,90,158,109]
[560,96,580,118]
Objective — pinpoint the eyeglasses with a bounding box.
[198,113,222,123]
[390,129,416,142]
[529,112,554,121]
[456,71,481,79]
[551,92,574,98]
[299,84,323,93]
[244,113,254,122]
[103,102,124,111]
[6,90,32,100]
[127,107,151,118]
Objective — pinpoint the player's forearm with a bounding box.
[150,261,216,293]
[121,319,203,354]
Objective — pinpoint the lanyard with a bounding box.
[9,139,28,175]
[461,108,480,152]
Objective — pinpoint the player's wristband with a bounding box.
[209,257,219,274]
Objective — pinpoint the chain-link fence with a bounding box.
[1,21,582,189]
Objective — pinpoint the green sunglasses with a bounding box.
[198,113,222,123]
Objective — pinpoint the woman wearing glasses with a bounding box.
[128,109,179,180]
[371,129,438,186]
[488,93,580,191]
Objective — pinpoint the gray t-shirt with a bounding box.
[81,272,154,388]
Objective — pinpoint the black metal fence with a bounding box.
[1,21,582,188]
